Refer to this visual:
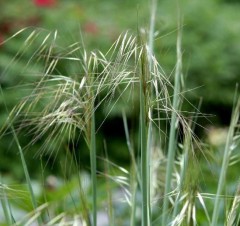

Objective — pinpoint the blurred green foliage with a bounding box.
[0,0,240,178]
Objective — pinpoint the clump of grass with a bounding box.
[2,28,150,225]
[1,3,240,226]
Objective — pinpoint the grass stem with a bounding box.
[162,12,182,225]
[139,39,151,226]
[90,104,97,226]
[211,98,240,226]
[0,181,14,225]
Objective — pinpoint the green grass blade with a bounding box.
[139,38,151,226]
[0,182,14,225]
[162,13,183,225]
[11,127,43,225]
[140,77,150,226]
[130,177,137,226]
[122,111,138,226]
[211,97,240,226]
[148,0,157,69]
[147,2,157,223]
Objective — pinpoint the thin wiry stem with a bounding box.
[90,104,97,226]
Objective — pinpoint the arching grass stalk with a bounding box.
[5,30,138,226]
[211,97,240,226]
[162,14,183,225]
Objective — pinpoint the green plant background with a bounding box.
[0,1,240,225]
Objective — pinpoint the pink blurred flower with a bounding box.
[33,0,56,7]
[83,22,99,35]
